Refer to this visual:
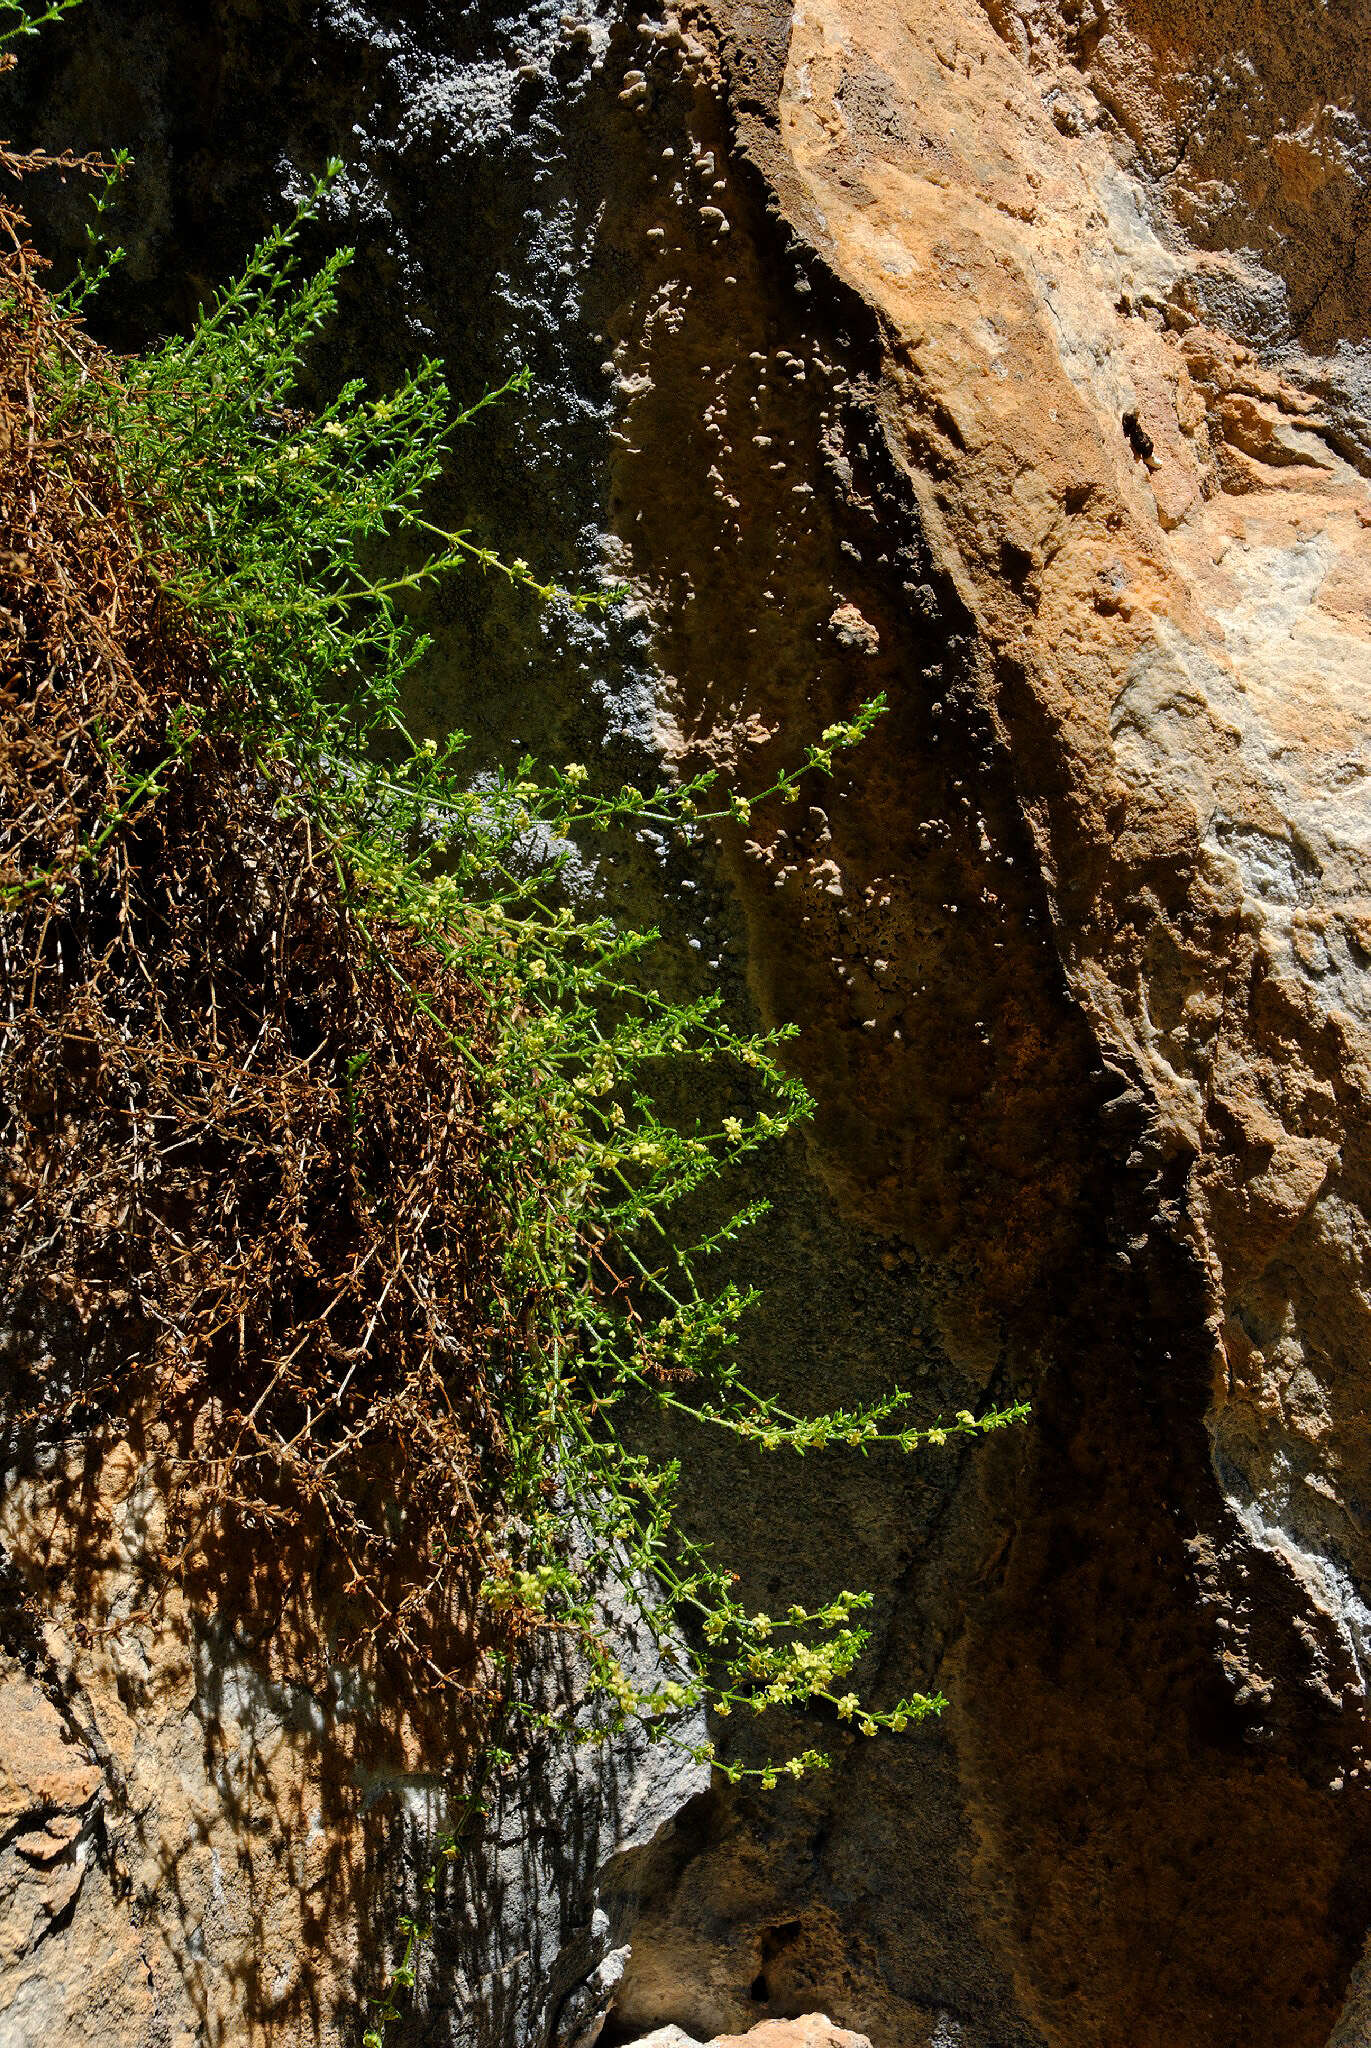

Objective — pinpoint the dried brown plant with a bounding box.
[0,158,519,1700]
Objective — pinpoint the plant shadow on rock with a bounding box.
[0,1388,674,2047]
[12,3,1371,2047]
[591,20,1371,2046]
[0,145,696,2045]
[0,320,492,2037]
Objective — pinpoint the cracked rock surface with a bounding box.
[5,0,1371,2044]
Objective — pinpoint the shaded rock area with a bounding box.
[5,0,1371,2045]
[0,1419,705,2048]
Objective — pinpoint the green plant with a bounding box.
[37,160,1023,1776]
[0,36,1027,2032]
[0,0,82,48]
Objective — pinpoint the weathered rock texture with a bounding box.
[689,3,1371,2042]
[621,2015,873,2048]
[0,1421,705,2048]
[5,0,1371,2045]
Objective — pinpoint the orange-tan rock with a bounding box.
[9,0,1371,2044]
[622,2014,874,2048]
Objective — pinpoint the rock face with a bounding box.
[0,1428,706,2048]
[622,2015,873,2048]
[705,4,1371,2042]
[6,1,1371,2046]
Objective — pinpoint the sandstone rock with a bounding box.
[8,1,1371,2045]
[828,603,881,655]
[0,1673,103,2005]
[0,1435,705,2048]
[743,0,1371,1919]
[713,2019,873,2048]
[619,2028,708,2048]
[621,2017,873,2048]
